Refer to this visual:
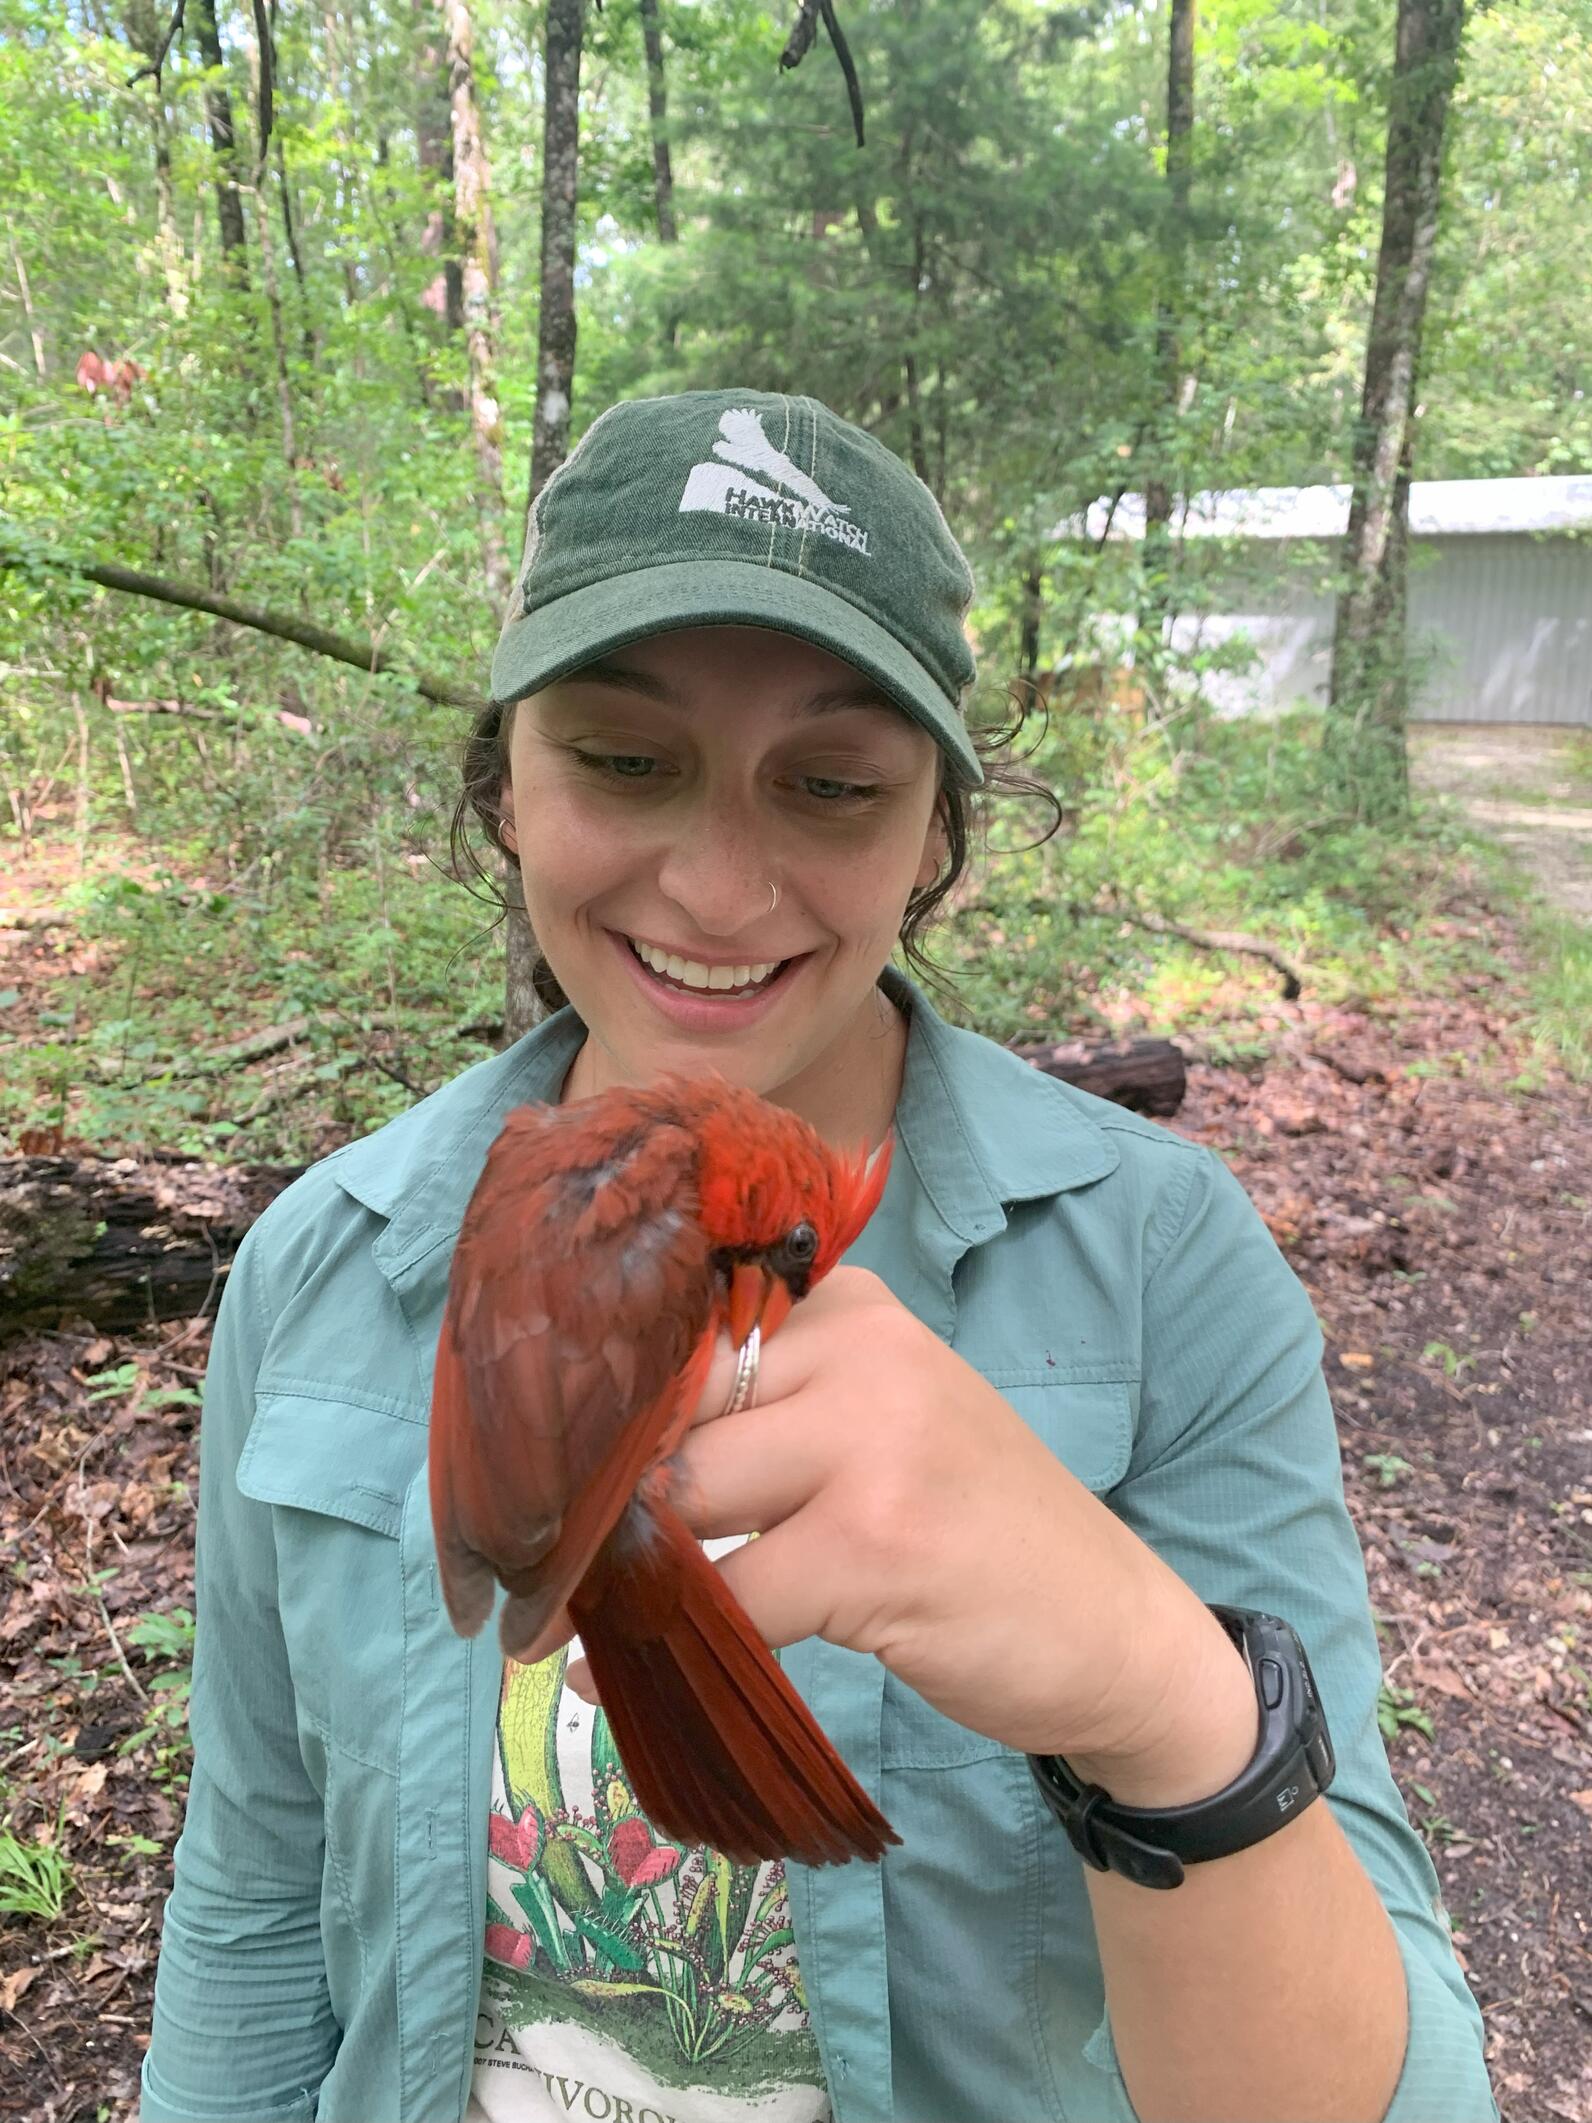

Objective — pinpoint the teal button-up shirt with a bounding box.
[141,972,1497,2123]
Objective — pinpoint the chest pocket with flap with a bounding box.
[235,1391,429,1766]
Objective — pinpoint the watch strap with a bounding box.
[1028,1606,1336,1890]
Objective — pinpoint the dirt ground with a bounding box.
[1,866,1589,2119]
[1409,723,1592,922]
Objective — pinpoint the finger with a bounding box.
[707,1509,839,1652]
[684,1284,840,1433]
[565,1655,599,1703]
[668,1400,832,1539]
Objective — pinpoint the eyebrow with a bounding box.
[560,656,900,718]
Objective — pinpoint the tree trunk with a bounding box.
[244,27,301,536]
[417,0,465,334]
[1018,561,1044,683]
[639,0,677,244]
[443,0,512,614]
[189,0,250,282]
[6,225,46,376]
[1325,0,1466,823]
[1138,0,1195,721]
[507,0,585,1045]
[529,0,583,518]
[274,131,317,368]
[851,150,932,489]
[902,212,932,488]
[123,0,189,316]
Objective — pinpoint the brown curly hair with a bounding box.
[447,677,1061,1020]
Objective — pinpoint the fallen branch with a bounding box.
[0,544,484,711]
[83,1503,150,1706]
[101,695,233,723]
[1107,902,1317,999]
[235,1049,364,1125]
[0,908,68,930]
[1,1031,1184,1337]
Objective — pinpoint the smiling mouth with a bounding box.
[625,934,789,997]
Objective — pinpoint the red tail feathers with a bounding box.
[569,1497,899,1868]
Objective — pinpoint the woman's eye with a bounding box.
[799,775,880,804]
[572,749,659,780]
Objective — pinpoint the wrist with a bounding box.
[1055,1593,1259,1810]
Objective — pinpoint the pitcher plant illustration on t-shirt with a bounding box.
[476,1599,828,2110]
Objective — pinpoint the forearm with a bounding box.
[1066,1595,1408,2123]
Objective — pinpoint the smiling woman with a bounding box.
[454,631,1047,1041]
[141,389,1499,2123]
[490,626,957,1150]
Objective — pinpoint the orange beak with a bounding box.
[725,1260,795,1348]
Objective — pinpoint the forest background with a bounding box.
[1,0,1591,2116]
[2,0,1589,1158]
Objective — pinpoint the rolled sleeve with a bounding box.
[1080,1143,1498,2123]
[140,1220,339,2121]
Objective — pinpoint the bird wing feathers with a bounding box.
[429,1100,714,1642]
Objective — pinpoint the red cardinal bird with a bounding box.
[429,1076,900,1868]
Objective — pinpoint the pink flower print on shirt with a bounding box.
[488,1803,543,1872]
[608,1814,682,1890]
[485,1923,532,1971]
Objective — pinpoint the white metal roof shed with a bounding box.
[1056,475,1592,545]
[1050,477,1592,726]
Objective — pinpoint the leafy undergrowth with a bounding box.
[0,708,1583,1172]
[930,708,1585,1088]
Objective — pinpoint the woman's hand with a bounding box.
[564,1267,1251,1785]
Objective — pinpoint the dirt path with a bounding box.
[1409,724,1592,923]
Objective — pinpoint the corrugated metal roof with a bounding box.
[1059,475,1592,543]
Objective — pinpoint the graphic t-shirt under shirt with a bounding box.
[466,1535,830,2123]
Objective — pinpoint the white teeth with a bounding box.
[629,938,780,993]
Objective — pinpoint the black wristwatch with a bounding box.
[1028,1605,1336,1890]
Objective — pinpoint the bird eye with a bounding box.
[782,1220,818,1265]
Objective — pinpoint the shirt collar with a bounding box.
[879,964,1118,1244]
[329,964,1117,1276]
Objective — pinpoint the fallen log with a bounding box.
[1010,1035,1186,1117]
[0,1154,303,1343]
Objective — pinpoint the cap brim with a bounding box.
[490,558,983,787]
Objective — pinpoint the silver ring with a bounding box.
[767,881,779,916]
[722,1321,760,1416]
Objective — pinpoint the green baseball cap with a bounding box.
[490,388,983,786]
